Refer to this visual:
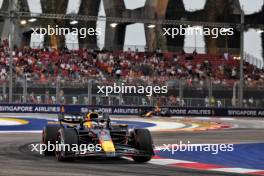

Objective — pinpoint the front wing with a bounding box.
[61,145,153,158]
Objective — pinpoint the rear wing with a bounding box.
[58,105,111,125]
[58,106,83,124]
[58,114,83,124]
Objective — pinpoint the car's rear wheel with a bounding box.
[132,129,154,163]
[42,125,60,156]
[55,128,78,162]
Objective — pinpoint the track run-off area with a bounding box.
[0,113,264,176]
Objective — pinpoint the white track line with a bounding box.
[0,130,42,134]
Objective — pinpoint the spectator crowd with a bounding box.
[0,41,264,89]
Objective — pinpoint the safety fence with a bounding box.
[0,77,264,108]
[0,104,264,118]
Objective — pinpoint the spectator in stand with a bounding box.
[193,50,198,56]
[210,97,216,107]
[217,100,222,108]
[248,97,254,107]
[205,96,210,107]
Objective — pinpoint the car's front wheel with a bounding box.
[42,125,60,156]
[55,128,78,162]
[131,129,154,163]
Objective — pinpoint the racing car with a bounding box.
[42,111,154,162]
[140,106,171,117]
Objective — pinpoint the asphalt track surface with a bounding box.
[0,117,264,176]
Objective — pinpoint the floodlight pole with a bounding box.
[8,0,15,103]
[238,8,245,108]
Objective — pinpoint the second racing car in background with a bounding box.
[140,106,171,117]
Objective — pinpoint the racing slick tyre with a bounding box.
[132,129,154,163]
[55,128,78,162]
[42,125,60,156]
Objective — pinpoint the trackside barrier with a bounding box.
[0,104,264,117]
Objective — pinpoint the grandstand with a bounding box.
[0,42,262,87]
[0,40,264,107]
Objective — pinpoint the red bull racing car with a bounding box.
[42,111,154,162]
